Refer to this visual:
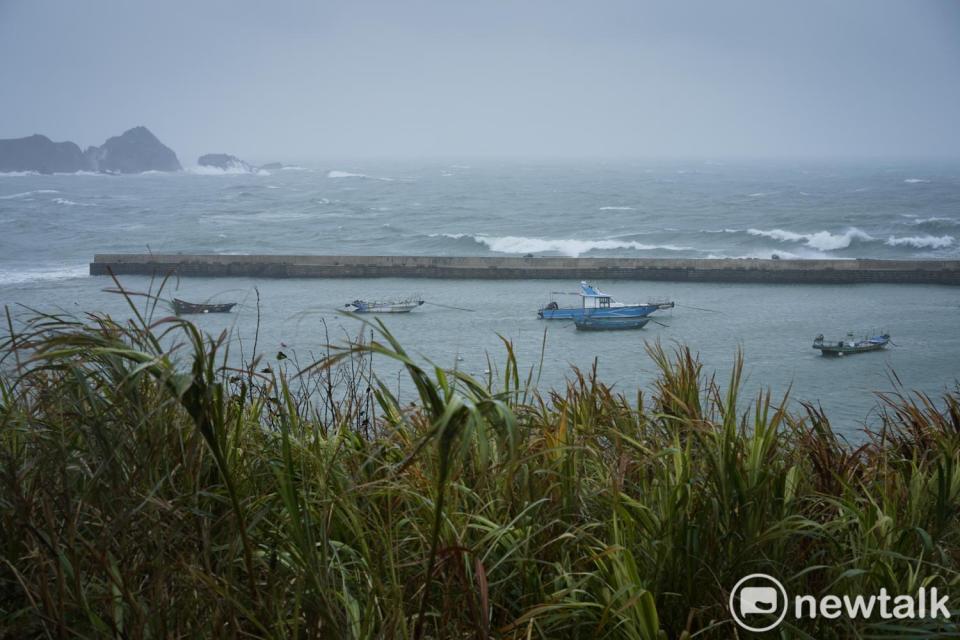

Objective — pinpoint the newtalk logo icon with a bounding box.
[730,573,951,633]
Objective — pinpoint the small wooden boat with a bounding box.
[345,297,424,314]
[173,298,237,315]
[813,332,890,356]
[575,316,651,331]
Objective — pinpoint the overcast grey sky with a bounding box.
[1,0,958,161]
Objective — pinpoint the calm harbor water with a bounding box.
[2,159,959,437]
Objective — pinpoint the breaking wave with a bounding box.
[0,264,88,286]
[0,189,59,200]
[432,233,690,257]
[188,165,269,176]
[327,170,394,181]
[904,178,931,184]
[53,198,96,207]
[747,227,874,251]
[599,206,635,211]
[885,234,954,249]
[0,171,40,177]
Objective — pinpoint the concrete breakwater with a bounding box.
[88,254,960,285]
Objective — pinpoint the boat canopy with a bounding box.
[580,281,614,309]
[580,281,610,298]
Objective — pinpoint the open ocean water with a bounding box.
[2,159,959,438]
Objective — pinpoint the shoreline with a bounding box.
[90,254,960,285]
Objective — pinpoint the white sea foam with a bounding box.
[0,264,88,286]
[748,192,767,197]
[0,171,40,177]
[747,227,874,251]
[885,234,954,249]
[281,165,310,171]
[327,170,393,181]
[904,178,931,184]
[908,216,957,226]
[0,189,59,200]
[705,249,843,260]
[53,197,96,207]
[435,233,690,257]
[327,170,368,179]
[188,165,269,176]
[599,206,635,211]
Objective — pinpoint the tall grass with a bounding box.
[1,299,959,638]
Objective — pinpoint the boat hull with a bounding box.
[575,317,651,331]
[352,305,420,314]
[813,334,890,356]
[173,299,237,314]
[539,305,660,320]
[347,300,424,314]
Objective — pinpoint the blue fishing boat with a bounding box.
[575,316,651,331]
[538,282,674,320]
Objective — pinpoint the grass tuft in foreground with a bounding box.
[1,304,959,638]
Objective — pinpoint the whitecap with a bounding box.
[327,169,393,181]
[904,178,931,184]
[705,249,840,260]
[188,165,270,176]
[0,189,59,200]
[599,206,635,211]
[0,171,40,177]
[435,233,691,257]
[885,234,954,249]
[0,264,87,285]
[747,227,874,251]
[53,197,96,207]
[327,170,368,179]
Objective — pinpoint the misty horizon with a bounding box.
[2,0,959,162]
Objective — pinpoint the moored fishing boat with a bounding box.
[575,316,651,331]
[538,281,674,319]
[346,296,424,313]
[173,298,237,314]
[813,332,890,356]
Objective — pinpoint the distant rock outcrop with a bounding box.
[0,126,181,174]
[86,126,181,173]
[198,153,255,173]
[0,134,93,174]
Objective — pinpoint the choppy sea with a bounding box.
[2,159,958,437]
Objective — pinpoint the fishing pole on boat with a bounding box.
[422,301,476,312]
